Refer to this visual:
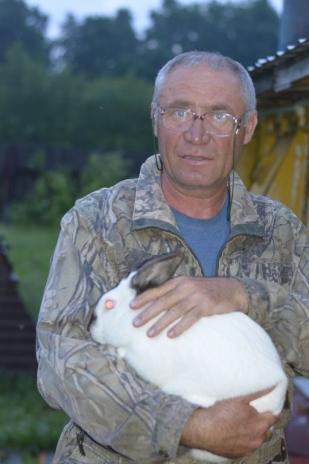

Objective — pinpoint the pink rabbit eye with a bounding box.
[104,299,115,310]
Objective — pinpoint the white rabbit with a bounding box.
[90,251,288,463]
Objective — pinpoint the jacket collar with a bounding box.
[132,156,178,234]
[229,173,265,238]
[132,155,265,238]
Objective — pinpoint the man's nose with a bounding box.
[183,116,210,144]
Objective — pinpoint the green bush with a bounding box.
[10,169,76,226]
[9,151,132,228]
[80,151,131,196]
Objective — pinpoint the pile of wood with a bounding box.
[0,241,37,372]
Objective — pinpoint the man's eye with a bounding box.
[173,108,188,119]
[213,112,228,121]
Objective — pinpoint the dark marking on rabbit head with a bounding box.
[130,250,183,295]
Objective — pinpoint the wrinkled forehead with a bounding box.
[159,64,245,112]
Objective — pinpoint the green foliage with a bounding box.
[0,46,84,145]
[0,48,153,151]
[0,0,280,215]
[54,0,279,79]
[61,9,138,78]
[10,168,76,226]
[137,0,279,78]
[0,0,279,157]
[0,371,67,451]
[80,152,132,196]
[9,151,133,228]
[204,0,279,66]
[76,75,153,152]
[0,44,50,142]
[0,0,49,64]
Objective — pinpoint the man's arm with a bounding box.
[36,208,196,462]
[181,390,277,459]
[130,217,309,376]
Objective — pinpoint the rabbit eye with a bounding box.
[104,299,115,310]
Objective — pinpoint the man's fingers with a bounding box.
[240,385,276,402]
[146,307,183,337]
[146,303,202,338]
[130,286,164,309]
[167,312,198,337]
[145,301,195,336]
[265,429,273,441]
[130,278,179,309]
[132,288,183,328]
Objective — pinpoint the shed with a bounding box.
[238,38,309,225]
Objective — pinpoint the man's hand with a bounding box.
[130,276,249,337]
[181,388,279,459]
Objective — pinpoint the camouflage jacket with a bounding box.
[36,155,309,464]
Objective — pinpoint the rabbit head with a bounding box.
[90,251,182,346]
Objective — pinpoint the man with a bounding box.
[36,51,309,464]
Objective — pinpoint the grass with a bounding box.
[0,223,59,321]
[0,222,68,452]
[0,372,68,452]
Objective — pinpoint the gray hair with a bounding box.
[151,51,256,126]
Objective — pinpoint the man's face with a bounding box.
[156,64,257,196]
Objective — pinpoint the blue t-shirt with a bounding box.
[172,199,230,277]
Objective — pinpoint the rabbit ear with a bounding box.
[131,251,182,294]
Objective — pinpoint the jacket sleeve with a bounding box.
[240,209,309,377]
[36,208,196,462]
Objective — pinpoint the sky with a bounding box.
[26,0,283,38]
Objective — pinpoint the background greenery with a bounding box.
[0,0,280,224]
[0,0,282,456]
[0,0,279,215]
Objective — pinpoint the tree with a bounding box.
[0,44,50,143]
[137,0,279,79]
[75,74,153,155]
[209,0,279,66]
[136,0,207,79]
[0,0,49,63]
[60,9,138,78]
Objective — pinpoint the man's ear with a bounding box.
[243,110,258,145]
[152,114,158,137]
[131,251,182,295]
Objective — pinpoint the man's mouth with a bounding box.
[180,154,213,162]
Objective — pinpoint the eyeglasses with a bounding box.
[158,106,243,137]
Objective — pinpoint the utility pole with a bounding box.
[279,0,309,49]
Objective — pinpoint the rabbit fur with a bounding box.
[90,251,288,463]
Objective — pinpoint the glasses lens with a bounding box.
[160,108,237,135]
[205,112,235,135]
[162,108,191,129]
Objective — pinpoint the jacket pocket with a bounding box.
[54,422,130,464]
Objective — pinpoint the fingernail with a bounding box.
[167,329,175,337]
[130,299,138,309]
[147,328,155,337]
[133,316,142,326]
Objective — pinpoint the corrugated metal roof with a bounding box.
[248,38,309,74]
[248,38,309,108]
